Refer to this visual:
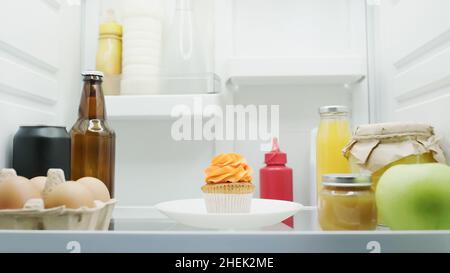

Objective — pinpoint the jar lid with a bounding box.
[319,105,349,114]
[322,174,371,187]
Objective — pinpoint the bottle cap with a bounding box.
[264,138,287,164]
[322,174,371,187]
[82,70,104,77]
[99,9,123,36]
[319,105,349,114]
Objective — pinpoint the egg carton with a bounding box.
[0,199,116,230]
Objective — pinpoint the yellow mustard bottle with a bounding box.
[96,9,122,95]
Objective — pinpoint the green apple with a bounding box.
[376,163,450,230]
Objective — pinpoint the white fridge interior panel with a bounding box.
[0,0,60,71]
[112,120,216,206]
[0,54,57,104]
[233,85,353,206]
[231,0,364,58]
[385,0,450,69]
[376,0,450,156]
[0,1,81,168]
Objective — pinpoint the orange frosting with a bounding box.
[204,153,253,183]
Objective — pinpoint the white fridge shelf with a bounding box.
[227,57,366,87]
[0,208,449,253]
[106,94,224,120]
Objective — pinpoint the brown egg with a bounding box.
[77,177,111,202]
[30,176,46,194]
[44,181,95,209]
[0,176,41,209]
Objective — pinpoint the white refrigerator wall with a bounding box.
[106,0,369,207]
[0,0,81,169]
[226,0,368,206]
[373,0,450,157]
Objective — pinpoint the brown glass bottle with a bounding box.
[70,71,116,197]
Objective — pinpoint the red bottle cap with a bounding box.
[264,138,287,165]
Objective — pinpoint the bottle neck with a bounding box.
[266,163,286,166]
[99,33,122,40]
[78,78,106,120]
[319,112,349,121]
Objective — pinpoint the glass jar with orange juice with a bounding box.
[316,106,351,199]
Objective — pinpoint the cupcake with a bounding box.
[202,153,254,213]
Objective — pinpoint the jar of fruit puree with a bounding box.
[319,174,376,231]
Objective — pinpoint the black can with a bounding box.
[13,126,71,179]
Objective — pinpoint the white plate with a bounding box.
[155,199,303,230]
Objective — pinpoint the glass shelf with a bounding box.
[1,208,449,253]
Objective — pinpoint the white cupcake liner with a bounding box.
[203,193,253,213]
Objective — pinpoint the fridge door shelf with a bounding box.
[0,207,449,253]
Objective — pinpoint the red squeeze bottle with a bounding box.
[260,138,294,227]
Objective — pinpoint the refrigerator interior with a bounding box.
[81,0,371,207]
[0,0,449,252]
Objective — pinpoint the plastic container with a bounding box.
[122,64,161,76]
[121,0,164,19]
[121,0,164,95]
[120,78,161,95]
[96,9,123,95]
[260,138,293,227]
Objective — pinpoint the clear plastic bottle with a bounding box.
[96,9,122,95]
